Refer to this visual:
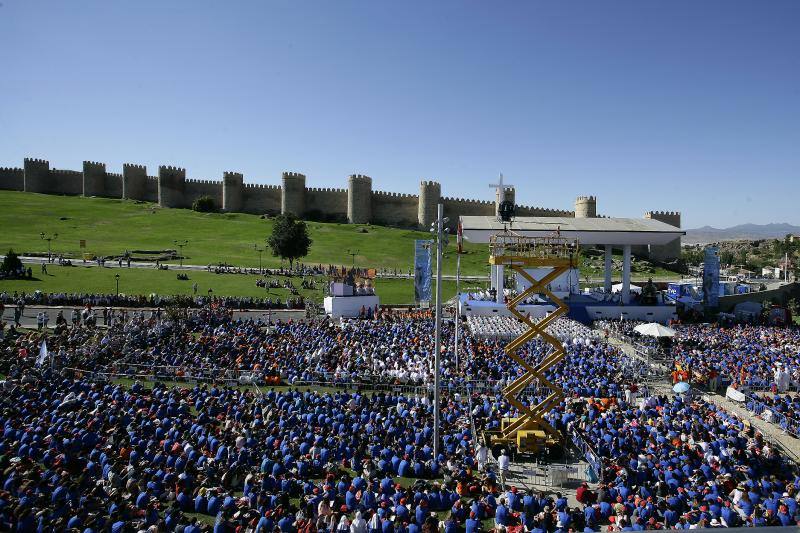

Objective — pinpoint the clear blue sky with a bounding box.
[1,1,798,228]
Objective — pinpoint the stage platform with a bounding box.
[459,293,677,324]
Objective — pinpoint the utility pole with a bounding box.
[174,239,188,268]
[432,202,445,460]
[254,244,265,274]
[40,232,58,263]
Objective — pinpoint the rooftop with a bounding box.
[460,215,685,246]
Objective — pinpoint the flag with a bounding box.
[36,340,48,367]
[457,222,463,254]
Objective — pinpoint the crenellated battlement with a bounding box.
[83,160,105,168]
[243,183,280,190]
[645,210,681,217]
[373,190,417,199]
[442,196,494,206]
[185,178,221,185]
[123,163,146,171]
[159,165,185,173]
[282,171,306,180]
[24,158,49,165]
[349,174,372,183]
[0,167,22,172]
[420,180,441,188]
[307,187,347,193]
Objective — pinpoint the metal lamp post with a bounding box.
[254,244,265,274]
[173,239,188,268]
[40,232,58,263]
[115,273,120,296]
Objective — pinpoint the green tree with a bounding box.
[0,249,23,275]
[267,214,312,269]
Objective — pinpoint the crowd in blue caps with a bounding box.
[0,306,799,531]
[671,325,800,391]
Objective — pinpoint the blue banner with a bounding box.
[703,246,720,309]
[414,240,433,302]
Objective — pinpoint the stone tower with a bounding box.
[122,164,147,200]
[281,172,306,217]
[496,187,516,217]
[347,174,372,224]
[222,172,244,212]
[82,161,106,197]
[418,180,441,228]
[574,195,597,218]
[644,211,682,262]
[23,158,50,193]
[158,165,186,208]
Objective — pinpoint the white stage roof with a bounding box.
[460,216,684,246]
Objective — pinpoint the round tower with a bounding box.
[122,163,147,200]
[347,174,373,224]
[23,157,50,193]
[222,171,244,212]
[82,161,106,197]
[496,187,516,217]
[574,195,597,218]
[418,180,441,228]
[281,172,306,217]
[158,165,186,208]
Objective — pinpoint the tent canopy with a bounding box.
[634,322,676,338]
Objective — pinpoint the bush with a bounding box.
[192,195,217,213]
[1,249,23,275]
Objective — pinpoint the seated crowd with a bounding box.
[0,306,799,530]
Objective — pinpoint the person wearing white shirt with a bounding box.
[498,449,510,488]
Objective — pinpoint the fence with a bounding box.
[570,428,602,482]
[742,390,800,438]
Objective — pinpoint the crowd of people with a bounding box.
[0,291,307,311]
[1,303,800,530]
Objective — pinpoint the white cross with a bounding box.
[489,173,514,200]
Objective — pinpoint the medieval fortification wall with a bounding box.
[0,156,681,260]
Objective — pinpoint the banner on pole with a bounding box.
[414,240,433,303]
[703,246,720,309]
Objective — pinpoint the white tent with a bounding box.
[634,322,676,338]
[612,283,641,294]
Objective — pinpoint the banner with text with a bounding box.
[414,240,433,303]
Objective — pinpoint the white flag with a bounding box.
[36,340,48,367]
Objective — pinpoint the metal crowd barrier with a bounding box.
[743,392,800,438]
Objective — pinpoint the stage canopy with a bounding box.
[459,216,684,246]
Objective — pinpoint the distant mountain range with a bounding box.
[684,223,800,244]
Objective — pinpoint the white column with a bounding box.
[622,244,632,304]
[490,264,497,294]
[604,245,613,293]
[496,265,505,304]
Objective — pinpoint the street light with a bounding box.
[346,249,359,270]
[254,244,265,274]
[40,232,58,263]
[429,202,449,460]
[115,273,120,296]
[173,239,188,268]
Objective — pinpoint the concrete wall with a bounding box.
[372,191,419,226]
[104,173,123,198]
[50,169,83,195]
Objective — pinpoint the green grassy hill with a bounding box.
[0,191,680,303]
[0,191,487,276]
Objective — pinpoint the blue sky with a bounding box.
[1,1,798,228]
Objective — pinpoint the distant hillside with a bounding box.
[685,223,800,244]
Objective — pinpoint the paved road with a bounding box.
[11,255,489,282]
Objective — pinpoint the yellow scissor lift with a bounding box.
[485,233,579,456]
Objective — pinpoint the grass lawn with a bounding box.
[0,191,490,276]
[0,191,681,282]
[0,264,457,305]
